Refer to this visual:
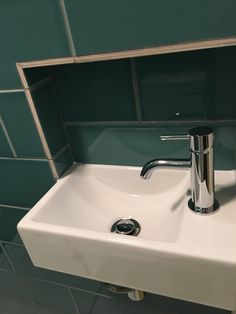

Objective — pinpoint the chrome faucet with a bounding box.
[140,127,219,215]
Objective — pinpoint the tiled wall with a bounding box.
[0,0,233,313]
[63,0,236,55]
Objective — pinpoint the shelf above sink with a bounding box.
[17,164,236,311]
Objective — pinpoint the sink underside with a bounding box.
[18,164,236,311]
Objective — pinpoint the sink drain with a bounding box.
[111,218,141,236]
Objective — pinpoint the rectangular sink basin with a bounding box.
[18,164,236,311]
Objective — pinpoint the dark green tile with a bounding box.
[0,0,71,89]
[0,159,55,207]
[0,290,37,314]
[4,244,105,294]
[142,293,229,314]
[137,47,236,121]
[67,125,189,165]
[102,289,229,314]
[30,81,68,156]
[0,270,76,312]
[71,289,162,314]
[24,67,50,87]
[65,0,236,55]
[137,50,212,121]
[66,124,236,170]
[34,302,75,314]
[50,60,136,122]
[0,206,26,244]
[0,246,13,271]
[0,122,14,157]
[54,146,73,178]
[0,92,45,158]
[209,47,236,120]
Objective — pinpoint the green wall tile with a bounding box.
[0,123,14,157]
[0,92,45,158]
[136,47,236,121]
[30,81,68,156]
[54,146,73,177]
[50,60,136,122]
[65,0,236,55]
[0,0,71,89]
[67,124,236,170]
[0,206,26,245]
[0,270,76,312]
[0,159,55,208]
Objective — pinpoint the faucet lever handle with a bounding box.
[160,134,190,141]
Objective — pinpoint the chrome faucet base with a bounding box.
[188,198,220,215]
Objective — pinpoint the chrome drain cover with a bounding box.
[111,218,141,236]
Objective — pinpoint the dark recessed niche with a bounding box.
[25,45,236,123]
[23,46,236,170]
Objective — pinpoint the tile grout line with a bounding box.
[87,294,99,314]
[0,147,69,162]
[1,241,24,247]
[59,0,76,58]
[51,143,69,160]
[0,266,118,308]
[0,145,71,162]
[0,89,24,94]
[0,203,30,210]
[29,76,51,92]
[0,263,114,300]
[0,114,17,157]
[0,156,47,162]
[130,58,142,121]
[64,120,236,126]
[30,300,41,314]
[0,243,17,273]
[67,287,81,314]
[0,267,15,275]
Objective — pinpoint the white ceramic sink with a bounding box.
[18,164,236,311]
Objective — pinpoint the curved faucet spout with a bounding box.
[140,159,190,180]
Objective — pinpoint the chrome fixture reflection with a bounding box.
[140,127,219,215]
[106,284,144,301]
[111,218,141,236]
